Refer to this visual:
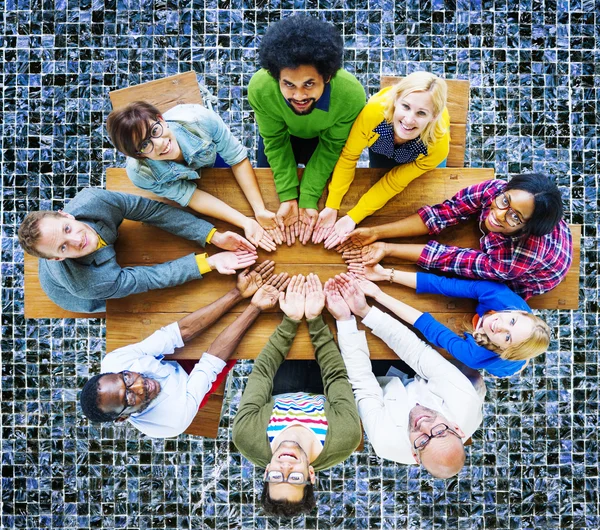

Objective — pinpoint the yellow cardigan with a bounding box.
[325,86,451,223]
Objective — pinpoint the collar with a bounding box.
[283,82,331,113]
[372,121,428,164]
[144,121,207,176]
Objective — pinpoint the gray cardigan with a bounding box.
[38,188,214,313]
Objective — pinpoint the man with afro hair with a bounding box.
[249,15,365,245]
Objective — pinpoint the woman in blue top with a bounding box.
[343,264,551,377]
[107,101,283,251]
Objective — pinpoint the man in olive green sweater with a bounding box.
[232,274,362,517]
[249,15,366,245]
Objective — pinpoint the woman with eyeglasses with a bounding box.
[311,71,450,247]
[341,267,551,378]
[106,101,283,251]
[340,174,573,300]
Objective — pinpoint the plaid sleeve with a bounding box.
[418,179,506,235]
[418,221,573,300]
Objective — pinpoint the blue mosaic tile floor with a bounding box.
[1,1,599,528]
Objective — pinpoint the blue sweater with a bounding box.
[413,273,530,377]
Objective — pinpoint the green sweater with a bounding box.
[248,69,366,209]
[232,315,362,472]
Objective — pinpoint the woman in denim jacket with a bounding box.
[107,101,282,250]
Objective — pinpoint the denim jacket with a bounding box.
[125,104,248,206]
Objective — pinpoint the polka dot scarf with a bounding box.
[370,120,428,164]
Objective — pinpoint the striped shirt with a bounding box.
[267,392,329,446]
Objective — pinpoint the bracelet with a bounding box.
[389,268,395,284]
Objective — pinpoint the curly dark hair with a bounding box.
[79,374,120,423]
[18,210,63,258]
[260,481,316,517]
[259,15,343,81]
[504,173,564,237]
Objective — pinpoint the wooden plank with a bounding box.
[112,217,481,266]
[183,379,226,438]
[380,77,470,124]
[527,224,581,310]
[106,310,472,360]
[109,71,203,112]
[447,123,466,168]
[106,263,479,315]
[24,255,106,319]
[106,166,494,218]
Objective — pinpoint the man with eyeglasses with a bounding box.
[79,263,290,438]
[325,276,486,479]
[232,274,362,517]
[18,188,259,313]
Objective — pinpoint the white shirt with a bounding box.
[101,322,226,438]
[337,308,486,464]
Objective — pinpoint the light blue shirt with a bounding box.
[101,322,227,438]
[125,104,248,206]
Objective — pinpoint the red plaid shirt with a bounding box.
[417,179,573,300]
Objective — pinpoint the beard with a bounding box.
[134,375,161,415]
[287,98,317,116]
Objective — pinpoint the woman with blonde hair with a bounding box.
[343,265,551,377]
[313,71,450,247]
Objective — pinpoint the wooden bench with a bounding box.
[380,76,470,168]
[109,70,204,111]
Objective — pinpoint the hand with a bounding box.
[336,227,378,253]
[334,273,371,318]
[304,273,325,319]
[243,218,277,252]
[298,208,318,245]
[236,260,276,298]
[311,207,337,244]
[278,274,306,321]
[324,278,352,321]
[354,276,383,299]
[343,242,388,267]
[255,209,285,246]
[347,262,389,282]
[250,272,290,310]
[211,230,256,252]
[207,249,258,275]
[324,215,357,249]
[276,200,299,246]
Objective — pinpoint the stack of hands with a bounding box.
[233,261,385,324]
[208,202,392,284]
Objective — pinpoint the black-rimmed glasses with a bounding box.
[136,120,164,155]
[413,423,461,452]
[115,370,137,417]
[493,193,525,227]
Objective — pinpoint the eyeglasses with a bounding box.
[265,470,312,486]
[136,120,164,155]
[493,193,525,227]
[115,370,138,417]
[413,423,461,452]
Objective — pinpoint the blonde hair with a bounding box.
[466,311,551,362]
[382,71,448,146]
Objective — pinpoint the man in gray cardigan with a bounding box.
[18,188,258,313]
[232,274,362,518]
